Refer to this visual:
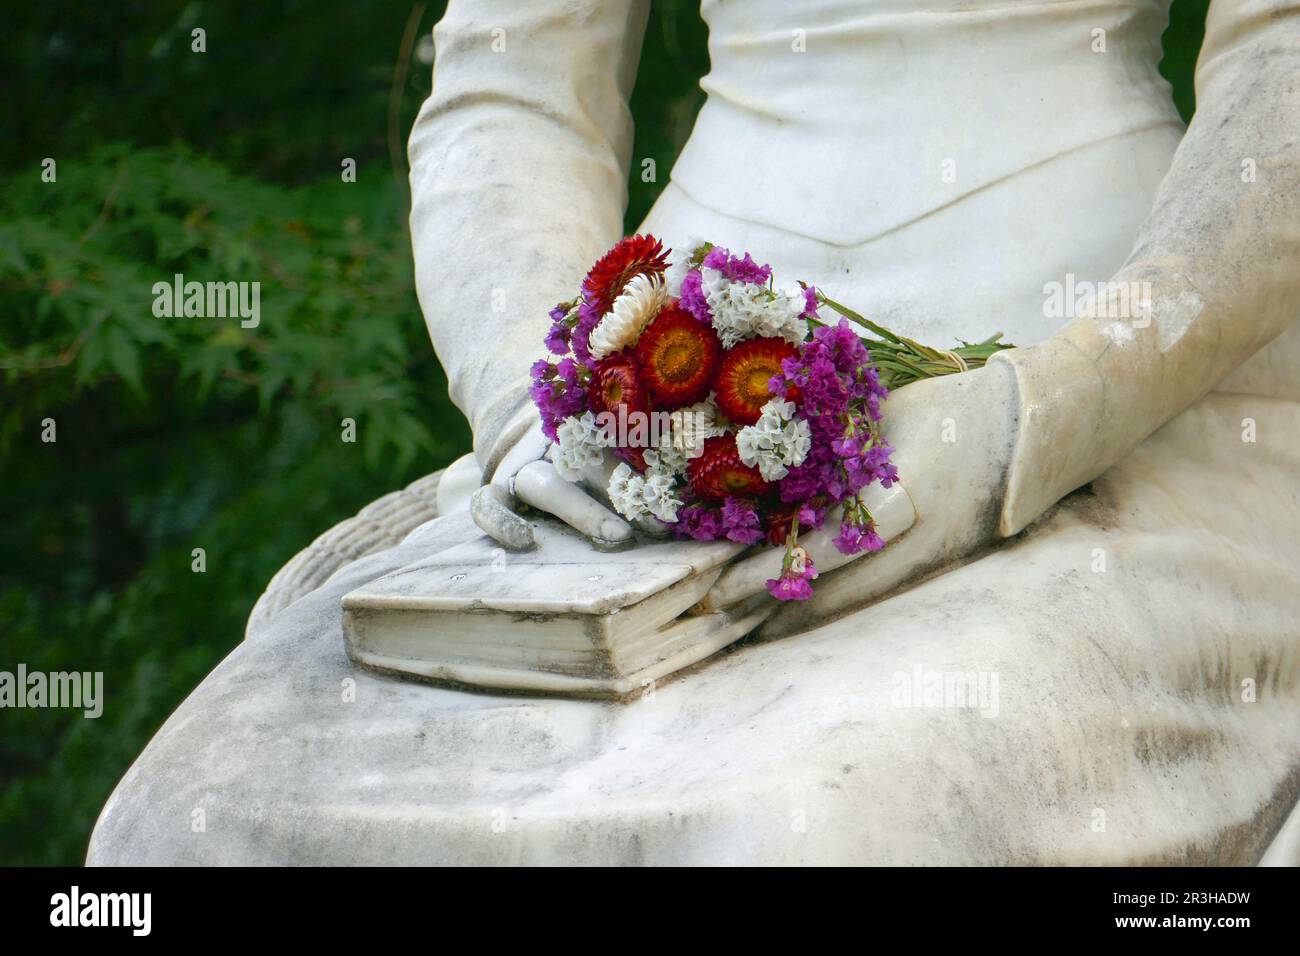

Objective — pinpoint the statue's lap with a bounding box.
[87,394,1300,864]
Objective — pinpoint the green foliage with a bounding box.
[625,1,710,230]
[2,1,428,185]
[0,145,469,864]
[1161,0,1211,124]
[2,145,450,467]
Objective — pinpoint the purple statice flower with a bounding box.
[766,545,818,601]
[569,298,605,368]
[544,323,571,356]
[810,320,890,420]
[767,573,814,601]
[833,520,885,555]
[802,285,820,318]
[701,246,772,285]
[842,435,898,494]
[831,434,862,457]
[802,358,849,434]
[781,347,849,454]
[813,319,870,372]
[720,497,764,545]
[781,345,848,425]
[671,500,724,540]
[678,268,711,324]
[545,303,576,356]
[700,246,730,271]
[779,446,843,503]
[834,492,889,555]
[796,501,826,531]
[529,357,587,441]
[770,313,898,513]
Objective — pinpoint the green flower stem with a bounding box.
[813,290,1015,391]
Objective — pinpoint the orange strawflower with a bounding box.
[713,337,798,425]
[687,434,771,500]
[635,303,722,409]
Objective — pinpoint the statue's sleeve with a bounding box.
[989,0,1300,536]
[408,0,650,478]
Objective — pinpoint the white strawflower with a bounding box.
[736,398,811,481]
[588,273,667,360]
[553,411,608,480]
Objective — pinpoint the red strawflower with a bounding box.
[582,234,670,315]
[766,506,797,547]
[590,351,651,417]
[713,336,799,425]
[635,302,722,409]
[590,351,653,470]
[688,434,771,500]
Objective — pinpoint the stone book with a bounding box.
[341,516,767,697]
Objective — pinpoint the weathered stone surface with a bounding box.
[88,394,1300,865]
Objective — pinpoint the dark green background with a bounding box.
[0,0,1207,865]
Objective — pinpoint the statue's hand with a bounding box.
[470,413,636,552]
[702,360,1020,614]
[475,359,1019,612]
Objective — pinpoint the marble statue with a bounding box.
[88,0,1300,865]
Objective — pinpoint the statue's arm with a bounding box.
[409,0,650,480]
[990,0,1300,534]
[743,0,1300,628]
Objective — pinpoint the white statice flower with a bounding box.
[701,267,806,348]
[588,273,667,360]
[606,460,682,523]
[736,398,812,481]
[644,444,687,477]
[667,397,727,460]
[699,266,731,314]
[553,411,609,481]
[640,470,682,522]
[760,289,810,344]
[606,462,642,519]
